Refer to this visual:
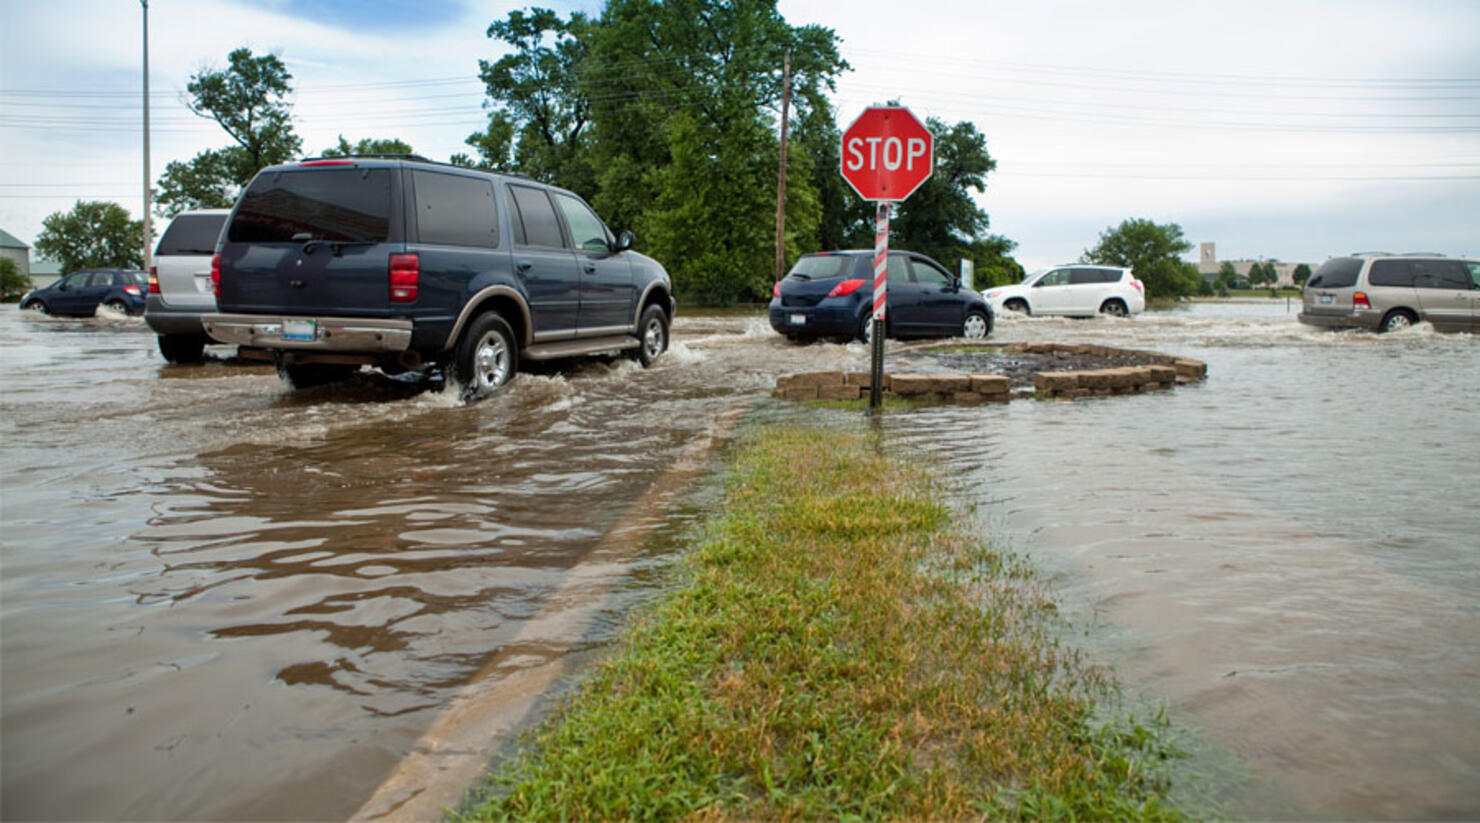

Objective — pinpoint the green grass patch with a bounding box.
[456,425,1187,821]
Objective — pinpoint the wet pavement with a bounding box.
[1,302,1476,820]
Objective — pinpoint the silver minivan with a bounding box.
[1299,254,1479,333]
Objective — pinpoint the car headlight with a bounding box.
[985,290,1000,299]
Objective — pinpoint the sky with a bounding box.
[1,0,1476,272]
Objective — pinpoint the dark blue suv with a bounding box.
[202,156,675,396]
[770,250,992,343]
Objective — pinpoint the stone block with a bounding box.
[1077,369,1112,389]
[775,385,819,400]
[890,374,936,396]
[1174,359,1207,380]
[933,375,973,394]
[1148,365,1177,384]
[817,384,862,401]
[969,374,1011,395]
[1035,372,1079,393]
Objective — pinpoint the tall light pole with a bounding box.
[141,0,152,271]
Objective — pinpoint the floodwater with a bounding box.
[1,301,1476,820]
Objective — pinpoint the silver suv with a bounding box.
[146,209,230,362]
[1299,254,1479,333]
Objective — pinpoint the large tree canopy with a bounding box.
[320,136,416,158]
[1082,218,1201,299]
[34,201,147,272]
[156,48,302,217]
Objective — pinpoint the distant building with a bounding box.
[30,258,63,289]
[1,228,31,283]
[1197,240,1314,288]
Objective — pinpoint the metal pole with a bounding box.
[868,202,889,413]
[773,49,792,283]
[141,0,152,271]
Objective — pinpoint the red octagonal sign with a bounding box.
[840,106,933,202]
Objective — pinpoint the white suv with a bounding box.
[984,265,1145,317]
[145,209,229,362]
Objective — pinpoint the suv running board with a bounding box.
[522,334,640,361]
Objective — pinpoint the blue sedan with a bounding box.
[769,250,992,343]
[20,269,149,316]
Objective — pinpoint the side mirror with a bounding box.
[614,230,636,252]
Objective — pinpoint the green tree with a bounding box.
[1293,262,1312,286]
[156,48,302,217]
[1082,218,1200,299]
[320,136,415,157]
[1217,260,1238,288]
[34,201,146,272]
[0,257,29,300]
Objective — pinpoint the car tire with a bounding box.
[1004,298,1029,315]
[633,304,668,367]
[962,309,990,340]
[455,312,517,400]
[21,300,48,314]
[1379,309,1417,333]
[856,313,880,344]
[1099,299,1128,317]
[104,299,129,314]
[278,361,358,389]
[158,333,208,364]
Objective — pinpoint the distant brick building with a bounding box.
[1197,241,1311,288]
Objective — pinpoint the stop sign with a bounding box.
[840,106,933,202]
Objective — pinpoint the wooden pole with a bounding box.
[773,49,792,282]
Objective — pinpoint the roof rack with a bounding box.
[1398,251,1445,257]
[1349,251,1392,256]
[297,153,436,163]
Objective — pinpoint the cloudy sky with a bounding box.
[2,0,1476,271]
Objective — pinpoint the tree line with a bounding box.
[30,0,1218,303]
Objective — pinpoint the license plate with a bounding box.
[789,313,807,325]
[1319,295,1333,305]
[283,318,316,341]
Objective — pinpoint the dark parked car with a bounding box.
[769,250,992,343]
[202,155,674,397]
[20,269,148,316]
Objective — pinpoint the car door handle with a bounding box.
[582,262,597,274]
[515,260,533,272]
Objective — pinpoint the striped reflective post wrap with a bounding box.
[872,202,889,321]
[868,202,890,411]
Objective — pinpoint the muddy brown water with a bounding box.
[1,303,1476,820]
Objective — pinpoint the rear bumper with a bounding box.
[1297,310,1379,331]
[202,313,413,352]
[144,295,209,335]
[768,301,859,338]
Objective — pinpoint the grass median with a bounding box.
[457,424,1186,821]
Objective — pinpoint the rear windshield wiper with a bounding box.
[290,233,375,256]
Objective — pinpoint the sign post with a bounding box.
[839,106,934,413]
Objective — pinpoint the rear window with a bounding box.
[1308,257,1362,289]
[787,255,857,280]
[156,213,227,256]
[228,168,393,243]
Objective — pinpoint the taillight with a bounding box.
[389,253,419,303]
[211,253,221,298]
[1353,291,1371,309]
[827,278,866,298]
[1131,279,1144,293]
[148,265,160,294]
[772,281,781,298]
[123,285,142,296]
[299,159,355,167]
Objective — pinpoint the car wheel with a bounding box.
[1099,299,1128,317]
[1003,298,1029,315]
[961,309,990,340]
[634,304,668,367]
[856,313,879,344]
[277,361,357,389]
[22,300,48,314]
[104,299,128,314]
[157,333,207,364]
[1379,309,1417,333]
[455,312,517,399]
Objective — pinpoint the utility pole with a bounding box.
[141,0,153,271]
[773,49,792,283]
